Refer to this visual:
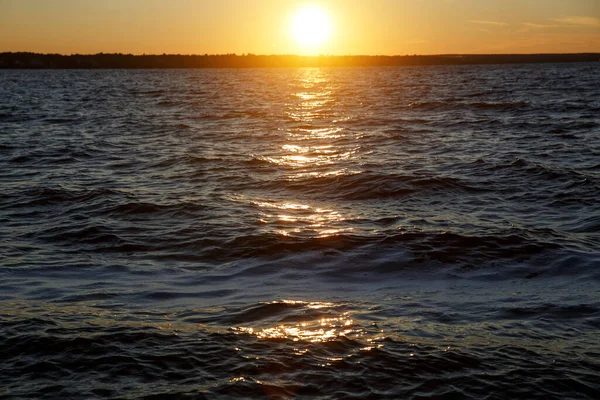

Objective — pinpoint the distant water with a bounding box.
[1,64,599,399]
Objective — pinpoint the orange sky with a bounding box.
[0,0,599,55]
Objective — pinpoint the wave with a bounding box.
[405,100,531,111]
[0,187,123,209]
[1,298,598,399]
[471,158,600,190]
[247,171,485,200]
[23,216,580,276]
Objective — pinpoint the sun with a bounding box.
[290,5,332,52]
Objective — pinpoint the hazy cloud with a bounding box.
[552,16,600,27]
[470,20,508,27]
[522,22,560,29]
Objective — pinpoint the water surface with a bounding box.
[1,64,599,398]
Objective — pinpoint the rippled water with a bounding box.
[1,64,599,399]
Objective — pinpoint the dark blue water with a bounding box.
[1,63,599,399]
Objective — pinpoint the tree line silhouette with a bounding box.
[1,52,598,69]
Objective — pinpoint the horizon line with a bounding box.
[3,52,598,69]
[3,51,600,57]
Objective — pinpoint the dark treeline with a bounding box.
[1,52,599,69]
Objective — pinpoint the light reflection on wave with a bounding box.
[234,196,352,238]
[231,68,359,241]
[237,69,359,238]
[231,300,365,343]
[285,127,346,140]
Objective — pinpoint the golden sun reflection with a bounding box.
[278,71,354,170]
[232,301,357,343]
[248,198,350,238]
[285,69,334,123]
[240,69,359,238]
[285,127,346,140]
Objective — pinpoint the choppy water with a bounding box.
[1,63,599,399]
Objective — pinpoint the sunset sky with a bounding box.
[1,0,599,55]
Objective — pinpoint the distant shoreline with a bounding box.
[1,52,598,69]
